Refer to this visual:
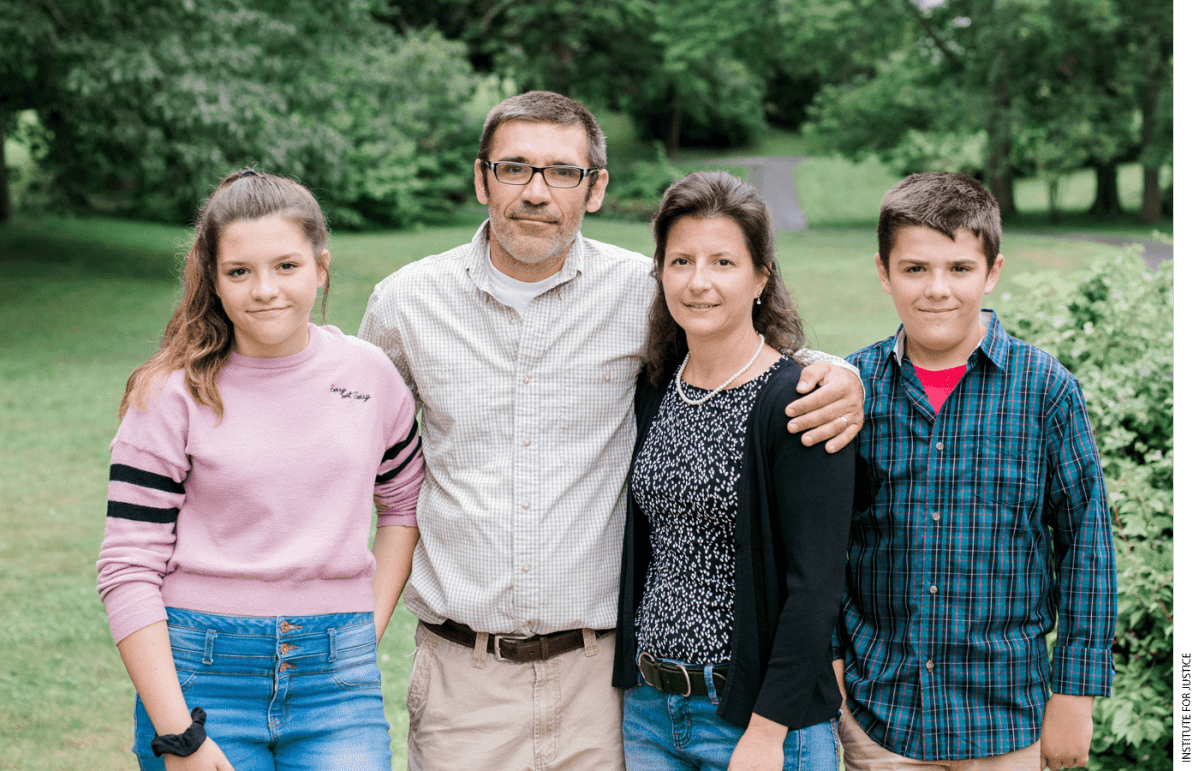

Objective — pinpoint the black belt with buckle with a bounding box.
[637,650,727,698]
[421,619,612,663]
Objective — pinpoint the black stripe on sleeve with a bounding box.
[110,463,185,494]
[107,501,180,523]
[376,437,422,485]
[381,421,419,462]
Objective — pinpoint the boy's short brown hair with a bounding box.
[877,172,1002,271]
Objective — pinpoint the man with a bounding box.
[359,91,863,771]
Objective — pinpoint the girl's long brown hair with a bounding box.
[644,170,805,388]
[120,169,330,420]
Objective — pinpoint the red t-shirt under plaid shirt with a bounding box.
[913,363,967,413]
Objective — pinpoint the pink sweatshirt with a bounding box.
[97,324,423,643]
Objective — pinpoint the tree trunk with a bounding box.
[547,40,572,97]
[667,92,682,159]
[989,169,1016,217]
[1090,162,1122,218]
[985,79,1017,217]
[1047,178,1060,223]
[1140,165,1161,224]
[0,110,11,225]
[1137,73,1163,224]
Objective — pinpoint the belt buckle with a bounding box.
[636,651,692,698]
[669,661,692,698]
[493,634,527,662]
[636,650,654,682]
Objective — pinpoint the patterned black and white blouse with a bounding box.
[631,356,786,664]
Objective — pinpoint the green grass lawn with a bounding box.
[0,212,1144,769]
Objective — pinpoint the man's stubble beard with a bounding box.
[487,198,586,271]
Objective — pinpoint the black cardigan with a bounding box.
[613,359,855,730]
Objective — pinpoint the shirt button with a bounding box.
[522,501,530,510]
[523,375,531,384]
[509,316,516,325]
[522,564,531,573]
[935,441,944,450]
[931,512,941,521]
[929,585,938,594]
[280,662,296,671]
[603,372,611,382]
[926,659,935,672]
[522,438,531,447]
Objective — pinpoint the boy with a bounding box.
[834,173,1116,771]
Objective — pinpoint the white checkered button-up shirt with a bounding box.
[360,223,653,635]
[360,222,854,636]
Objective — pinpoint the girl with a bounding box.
[97,169,423,770]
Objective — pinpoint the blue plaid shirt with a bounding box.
[837,312,1116,760]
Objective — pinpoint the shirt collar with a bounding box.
[468,220,586,294]
[890,310,1009,372]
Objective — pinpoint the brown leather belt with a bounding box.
[421,619,612,663]
[637,650,727,698]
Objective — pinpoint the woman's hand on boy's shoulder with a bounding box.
[784,361,864,453]
[1040,693,1095,770]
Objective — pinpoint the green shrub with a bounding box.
[1000,249,1173,770]
[598,143,684,222]
[322,28,481,229]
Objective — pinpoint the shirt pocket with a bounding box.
[423,365,500,469]
[971,436,1040,511]
[557,357,642,467]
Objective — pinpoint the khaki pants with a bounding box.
[406,622,625,771]
[839,705,1040,771]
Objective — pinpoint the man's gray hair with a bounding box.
[478,91,607,170]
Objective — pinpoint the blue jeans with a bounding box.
[132,609,391,771]
[623,664,839,771]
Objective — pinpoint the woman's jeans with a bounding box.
[623,662,839,771]
[132,609,391,771]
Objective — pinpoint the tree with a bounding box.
[377,0,658,107]
[800,0,1165,220]
[765,0,913,130]
[378,0,776,154]
[1111,0,1172,223]
[798,0,1028,210]
[0,0,59,223]
[0,0,481,228]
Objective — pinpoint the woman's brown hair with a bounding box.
[644,170,805,388]
[120,169,330,420]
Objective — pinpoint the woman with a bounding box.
[97,169,423,770]
[613,171,854,771]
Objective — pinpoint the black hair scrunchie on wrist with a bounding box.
[150,707,207,758]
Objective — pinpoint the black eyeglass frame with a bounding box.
[482,160,601,189]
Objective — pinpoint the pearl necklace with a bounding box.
[675,333,766,406]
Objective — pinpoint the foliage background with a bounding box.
[1,0,483,228]
[1000,252,1174,769]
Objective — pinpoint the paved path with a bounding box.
[709,155,1172,268]
[708,155,809,230]
[1033,232,1173,270]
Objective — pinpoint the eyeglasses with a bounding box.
[483,161,600,189]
